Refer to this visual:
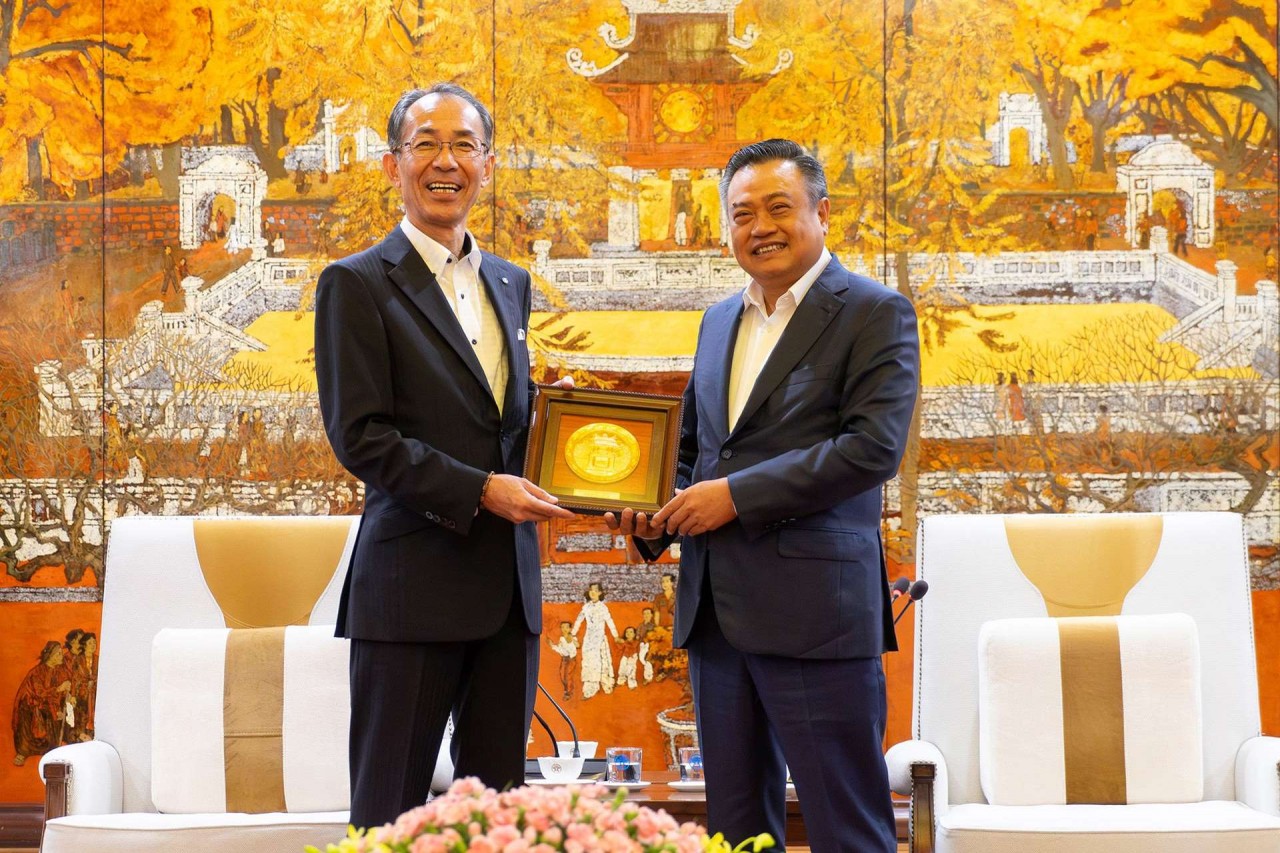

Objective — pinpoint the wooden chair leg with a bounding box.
[909,763,936,853]
[43,760,69,838]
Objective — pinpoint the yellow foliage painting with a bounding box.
[0,0,1276,807]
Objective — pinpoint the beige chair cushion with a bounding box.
[978,613,1202,806]
[151,625,350,814]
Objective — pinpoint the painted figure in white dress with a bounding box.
[573,581,618,699]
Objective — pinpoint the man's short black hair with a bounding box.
[719,138,828,208]
[386,83,494,151]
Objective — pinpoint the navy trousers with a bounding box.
[686,600,897,853]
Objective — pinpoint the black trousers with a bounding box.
[347,589,537,829]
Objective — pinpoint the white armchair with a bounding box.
[885,512,1280,853]
[37,515,454,853]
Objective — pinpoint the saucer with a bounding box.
[668,780,706,792]
[524,778,594,787]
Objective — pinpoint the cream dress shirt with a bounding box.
[727,247,832,431]
[400,217,508,414]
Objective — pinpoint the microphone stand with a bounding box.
[537,682,580,757]
[531,709,558,758]
[524,682,608,779]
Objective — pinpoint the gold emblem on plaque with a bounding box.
[565,422,641,484]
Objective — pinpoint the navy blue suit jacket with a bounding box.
[315,227,542,642]
[650,255,919,659]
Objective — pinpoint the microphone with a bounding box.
[537,682,580,757]
[892,579,929,626]
[531,708,558,757]
[525,683,608,779]
[890,576,910,601]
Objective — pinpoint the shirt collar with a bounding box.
[399,217,482,277]
[741,247,832,315]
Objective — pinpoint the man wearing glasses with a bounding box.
[315,83,573,829]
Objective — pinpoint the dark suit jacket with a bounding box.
[315,226,541,642]
[646,255,919,660]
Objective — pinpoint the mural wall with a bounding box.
[0,0,1276,804]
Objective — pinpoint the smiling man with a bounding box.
[314,83,573,829]
[608,139,920,852]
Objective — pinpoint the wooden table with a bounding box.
[616,771,909,846]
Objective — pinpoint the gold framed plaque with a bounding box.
[524,386,683,515]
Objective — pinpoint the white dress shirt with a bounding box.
[727,247,832,431]
[400,217,508,413]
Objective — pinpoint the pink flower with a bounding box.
[631,812,659,842]
[409,835,450,853]
[488,824,520,846]
[566,822,597,844]
[450,777,487,796]
[344,778,752,853]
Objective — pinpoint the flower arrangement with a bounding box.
[307,778,772,853]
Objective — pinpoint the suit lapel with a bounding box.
[698,299,742,442]
[478,255,521,418]
[380,228,491,397]
[729,259,848,437]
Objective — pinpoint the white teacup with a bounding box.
[537,755,585,782]
[556,740,598,759]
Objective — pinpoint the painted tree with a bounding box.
[0,312,103,583]
[483,0,630,261]
[990,0,1091,189]
[939,314,1277,538]
[727,0,1023,558]
[1141,87,1275,183]
[1102,0,1277,131]
[1089,0,1277,183]
[0,0,219,198]
[877,0,1029,556]
[989,0,1158,187]
[196,0,342,182]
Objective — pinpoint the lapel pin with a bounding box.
[501,276,510,285]
[517,328,526,340]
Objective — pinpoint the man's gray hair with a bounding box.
[719,139,827,208]
[386,83,494,151]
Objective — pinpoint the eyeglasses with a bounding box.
[394,138,489,160]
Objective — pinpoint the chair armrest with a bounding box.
[886,740,950,853]
[1236,735,1280,817]
[886,740,950,812]
[39,741,124,817]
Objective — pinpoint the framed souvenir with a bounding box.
[525,386,682,515]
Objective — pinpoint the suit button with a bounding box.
[446,520,456,529]
[720,449,733,460]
